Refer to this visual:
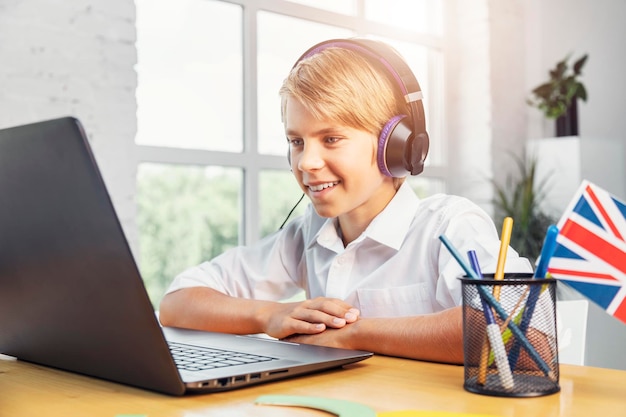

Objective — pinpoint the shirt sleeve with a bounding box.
[164,213,309,302]
[432,197,533,308]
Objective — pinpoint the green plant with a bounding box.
[492,154,557,265]
[528,54,588,119]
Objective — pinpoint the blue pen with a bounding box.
[439,234,553,378]
[534,224,559,279]
[468,250,514,389]
[508,225,559,368]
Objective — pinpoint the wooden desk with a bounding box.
[1,353,625,417]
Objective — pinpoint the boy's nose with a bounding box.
[296,142,324,171]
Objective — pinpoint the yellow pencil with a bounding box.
[477,216,513,385]
[493,217,513,299]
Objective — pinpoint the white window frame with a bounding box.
[135,0,447,246]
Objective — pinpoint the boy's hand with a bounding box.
[260,297,359,340]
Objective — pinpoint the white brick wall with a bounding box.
[0,0,138,253]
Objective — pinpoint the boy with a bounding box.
[159,38,531,364]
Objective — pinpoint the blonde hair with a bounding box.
[280,47,409,187]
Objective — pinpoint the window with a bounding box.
[137,164,242,303]
[135,0,446,308]
[135,0,243,152]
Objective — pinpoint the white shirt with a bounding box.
[166,183,532,318]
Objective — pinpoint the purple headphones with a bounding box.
[289,38,429,178]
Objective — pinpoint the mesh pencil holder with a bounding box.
[460,273,560,397]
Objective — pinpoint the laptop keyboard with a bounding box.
[168,341,278,372]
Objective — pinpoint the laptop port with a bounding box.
[269,369,288,375]
[217,378,229,387]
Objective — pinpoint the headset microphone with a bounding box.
[278,193,305,230]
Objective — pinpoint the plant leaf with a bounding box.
[578,83,588,101]
[573,54,588,74]
[528,53,589,118]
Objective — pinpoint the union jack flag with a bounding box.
[547,180,626,324]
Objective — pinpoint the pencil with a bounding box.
[477,216,513,384]
[493,217,514,298]
[468,250,514,389]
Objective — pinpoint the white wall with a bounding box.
[445,0,493,205]
[446,0,626,207]
[0,0,138,251]
[523,0,626,200]
[446,0,527,214]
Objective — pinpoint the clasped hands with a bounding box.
[260,297,360,346]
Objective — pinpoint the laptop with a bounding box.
[0,117,372,396]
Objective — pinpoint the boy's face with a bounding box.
[285,98,397,224]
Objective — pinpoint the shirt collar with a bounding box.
[307,182,420,251]
[365,182,419,250]
[314,218,344,252]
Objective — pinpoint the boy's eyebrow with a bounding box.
[285,127,345,137]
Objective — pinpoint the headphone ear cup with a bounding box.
[377,115,429,177]
[377,115,406,177]
[408,131,429,176]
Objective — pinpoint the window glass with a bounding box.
[424,48,444,166]
[365,0,443,35]
[259,170,308,237]
[137,163,242,307]
[135,0,243,152]
[406,176,446,198]
[257,11,353,156]
[283,0,357,15]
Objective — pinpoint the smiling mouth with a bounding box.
[308,181,339,192]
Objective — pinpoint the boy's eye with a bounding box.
[326,137,340,144]
[287,138,303,147]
